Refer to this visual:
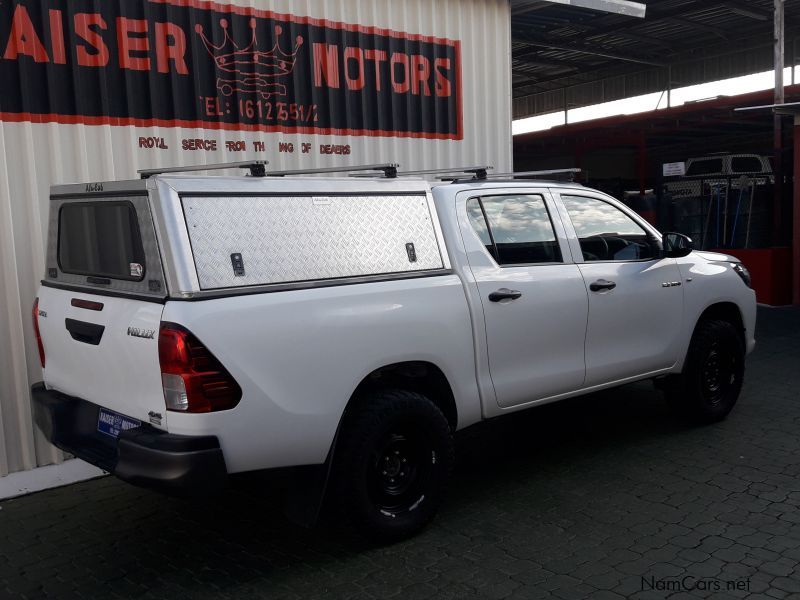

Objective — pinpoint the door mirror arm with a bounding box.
[661,232,693,258]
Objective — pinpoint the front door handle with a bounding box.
[489,288,523,302]
[589,279,617,292]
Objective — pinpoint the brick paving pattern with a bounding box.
[1,306,799,599]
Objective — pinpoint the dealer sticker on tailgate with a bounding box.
[97,408,141,438]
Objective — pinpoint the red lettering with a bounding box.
[364,49,387,91]
[205,97,222,116]
[344,47,365,91]
[182,138,216,151]
[139,137,168,149]
[74,13,109,67]
[49,10,66,65]
[155,22,188,75]
[319,144,349,155]
[117,18,150,71]
[3,5,49,63]
[411,55,431,96]
[313,42,339,88]
[434,58,452,97]
[390,52,409,94]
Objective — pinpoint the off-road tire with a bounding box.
[667,319,745,424]
[331,389,454,542]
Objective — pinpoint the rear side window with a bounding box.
[686,158,723,176]
[731,156,763,173]
[467,195,562,265]
[58,202,146,281]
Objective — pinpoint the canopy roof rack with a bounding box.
[139,161,401,179]
[438,167,580,182]
[268,163,400,178]
[401,165,494,180]
[137,162,579,182]
[139,160,268,179]
[485,168,581,180]
[349,165,494,179]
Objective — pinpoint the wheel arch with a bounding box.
[344,361,459,432]
[696,301,746,346]
[282,362,457,529]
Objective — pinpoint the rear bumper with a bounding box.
[31,383,227,494]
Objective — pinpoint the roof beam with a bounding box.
[724,2,771,21]
[538,1,740,46]
[525,20,678,51]
[513,45,602,68]
[512,27,800,99]
[535,0,646,18]
[665,16,730,41]
[512,32,667,66]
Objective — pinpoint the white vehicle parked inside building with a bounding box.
[32,162,756,540]
[663,153,774,199]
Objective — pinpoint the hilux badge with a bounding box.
[127,326,155,339]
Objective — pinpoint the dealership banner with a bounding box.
[0,0,463,139]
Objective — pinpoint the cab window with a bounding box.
[467,195,562,265]
[561,195,657,262]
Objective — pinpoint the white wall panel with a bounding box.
[0,0,511,475]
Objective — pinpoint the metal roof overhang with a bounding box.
[511,0,800,120]
[526,0,647,18]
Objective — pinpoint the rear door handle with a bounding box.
[65,318,105,345]
[489,288,523,302]
[589,279,617,292]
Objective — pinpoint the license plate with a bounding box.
[97,408,141,438]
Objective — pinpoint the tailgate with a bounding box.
[37,191,169,429]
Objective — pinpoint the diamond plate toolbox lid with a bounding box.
[182,192,446,290]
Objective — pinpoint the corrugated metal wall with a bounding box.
[0,0,512,476]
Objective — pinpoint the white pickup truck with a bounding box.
[32,164,756,541]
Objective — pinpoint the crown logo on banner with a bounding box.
[195,17,304,100]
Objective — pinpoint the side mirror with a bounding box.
[662,232,693,258]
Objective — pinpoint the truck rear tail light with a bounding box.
[158,322,241,413]
[32,297,45,368]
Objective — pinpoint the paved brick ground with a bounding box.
[2,307,799,600]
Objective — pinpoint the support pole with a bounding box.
[794,116,800,304]
[774,0,785,244]
[667,66,672,109]
[637,134,647,196]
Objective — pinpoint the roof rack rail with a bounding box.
[484,168,581,180]
[268,163,400,178]
[394,165,494,179]
[429,166,495,180]
[138,160,268,179]
[349,165,494,179]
